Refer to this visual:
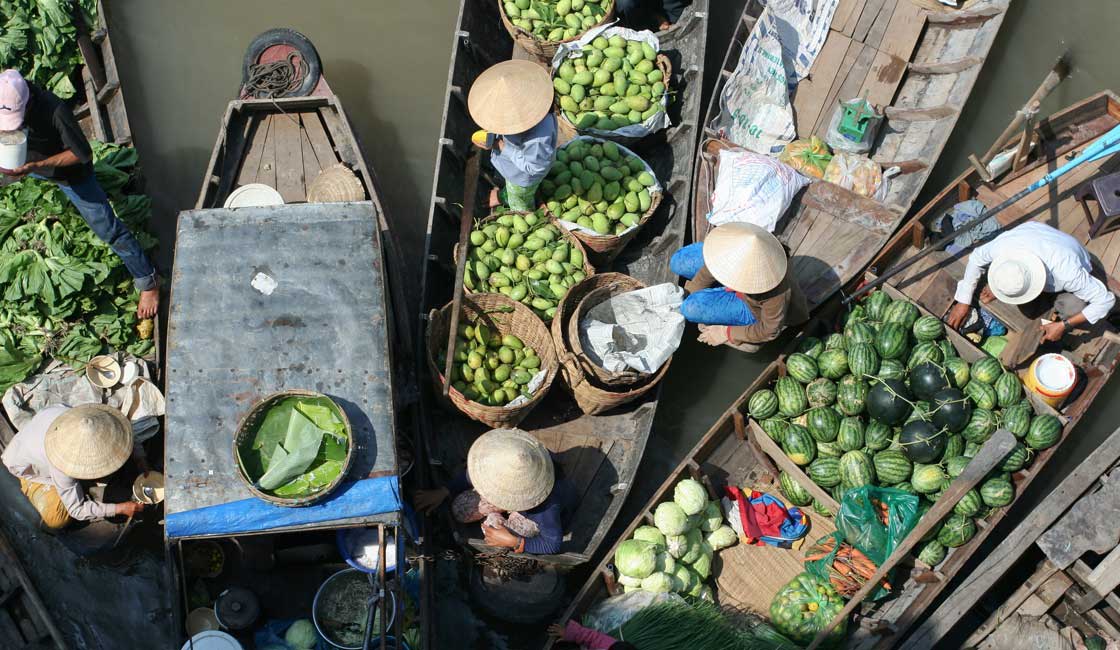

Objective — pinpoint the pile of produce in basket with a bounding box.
[502,0,612,42]
[462,209,588,320]
[612,478,739,598]
[769,572,847,647]
[438,318,543,407]
[552,32,667,132]
[0,141,158,393]
[0,0,97,99]
[541,137,658,236]
[747,288,1063,568]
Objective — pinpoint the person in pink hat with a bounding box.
[0,69,158,319]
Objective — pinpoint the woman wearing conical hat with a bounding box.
[468,60,558,212]
[670,222,809,352]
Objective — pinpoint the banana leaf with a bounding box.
[239,397,350,497]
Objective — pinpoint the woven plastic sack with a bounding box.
[582,590,686,635]
[779,137,832,179]
[823,152,883,197]
[836,486,920,566]
[707,148,809,232]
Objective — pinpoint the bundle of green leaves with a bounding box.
[0,140,157,392]
[0,0,98,99]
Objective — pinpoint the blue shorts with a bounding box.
[671,243,757,326]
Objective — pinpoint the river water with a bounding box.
[107,0,1120,643]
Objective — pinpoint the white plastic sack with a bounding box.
[823,152,883,198]
[582,590,687,634]
[707,148,809,231]
[556,136,662,237]
[580,284,684,374]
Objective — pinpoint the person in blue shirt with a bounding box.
[468,60,558,212]
[413,428,576,555]
[616,0,691,30]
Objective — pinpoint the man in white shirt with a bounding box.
[945,222,1116,342]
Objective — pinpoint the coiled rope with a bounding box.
[242,51,308,99]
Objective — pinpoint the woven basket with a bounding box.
[427,293,558,428]
[307,164,365,202]
[571,280,650,386]
[554,55,673,144]
[498,0,617,66]
[233,389,354,507]
[550,273,672,415]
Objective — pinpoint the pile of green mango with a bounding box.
[503,0,611,42]
[464,209,588,320]
[554,33,666,132]
[440,321,542,406]
[540,138,657,236]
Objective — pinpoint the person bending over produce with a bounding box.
[413,428,575,555]
[548,620,637,650]
[2,405,145,531]
[0,69,158,319]
[468,60,557,212]
[616,0,690,31]
[945,222,1116,342]
[671,222,808,352]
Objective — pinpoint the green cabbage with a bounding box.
[674,479,708,515]
[687,570,705,597]
[633,525,666,548]
[618,574,643,587]
[672,564,695,593]
[284,619,318,649]
[655,551,676,574]
[700,500,724,532]
[654,501,689,536]
[665,533,689,559]
[706,525,739,551]
[641,571,675,593]
[698,585,714,601]
[615,539,658,579]
[690,546,712,579]
[680,528,704,565]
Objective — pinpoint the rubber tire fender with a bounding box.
[241,28,322,98]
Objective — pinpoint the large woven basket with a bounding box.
[427,293,558,428]
[550,273,672,415]
[554,55,673,144]
[498,0,617,66]
[234,389,354,507]
[571,280,650,386]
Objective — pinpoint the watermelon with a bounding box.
[962,408,998,443]
[816,441,843,458]
[883,300,920,328]
[893,481,917,496]
[877,358,907,381]
[953,489,983,517]
[945,455,971,479]
[786,353,819,384]
[835,376,868,416]
[938,514,977,548]
[797,336,824,359]
[1026,414,1062,450]
[806,406,842,443]
[782,424,817,465]
[937,339,958,360]
[837,417,865,451]
[779,471,813,506]
[963,440,982,458]
[867,379,913,425]
[806,378,838,408]
[847,342,880,378]
[917,539,947,567]
[845,321,877,347]
[841,305,868,327]
[873,450,912,484]
[864,420,893,451]
[839,450,875,489]
[864,290,892,321]
[776,376,808,417]
[931,388,972,433]
[908,341,944,370]
[964,380,998,410]
[812,499,833,517]
[943,434,965,460]
[912,315,944,341]
[912,464,947,494]
[1001,402,1033,437]
[808,458,842,488]
[971,357,1003,384]
[759,418,789,443]
[748,390,779,420]
[875,323,909,360]
[980,477,1015,507]
[944,357,970,387]
[994,372,1022,407]
[999,442,1030,473]
[824,333,847,350]
[910,362,949,401]
[907,400,932,424]
[817,349,849,380]
[900,420,946,463]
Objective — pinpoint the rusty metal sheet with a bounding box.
[164,202,397,530]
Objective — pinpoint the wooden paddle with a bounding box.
[442,150,482,397]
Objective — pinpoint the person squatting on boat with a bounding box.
[616,0,690,31]
[945,222,1117,342]
[670,222,809,352]
[468,60,558,212]
[413,428,576,555]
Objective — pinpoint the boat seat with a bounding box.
[1076,171,1120,238]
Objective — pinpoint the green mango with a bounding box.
[587,182,603,203]
[608,35,626,48]
[583,155,600,172]
[641,106,659,121]
[558,61,576,82]
[554,77,571,95]
[572,70,593,86]
[593,96,614,111]
[592,69,611,87]
[627,110,642,124]
[638,188,652,212]
[576,113,598,129]
[647,69,663,83]
[600,82,617,97]
[627,49,644,66]
[585,50,604,68]
[637,171,656,187]
[635,59,654,74]
[570,83,586,103]
[592,36,609,49]
[626,95,650,112]
[624,191,640,212]
[576,215,593,228]
[609,100,630,114]
[559,96,578,113]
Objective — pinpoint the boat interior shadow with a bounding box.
[323,394,380,479]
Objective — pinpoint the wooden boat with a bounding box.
[415,0,710,568]
[551,92,1120,649]
[694,0,1010,313]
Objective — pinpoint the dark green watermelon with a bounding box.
[917,540,947,567]
[797,336,824,359]
[931,388,971,432]
[910,362,949,401]
[867,379,913,425]
[806,406,842,443]
[864,290,892,321]
[875,322,910,360]
[899,420,946,463]
[911,463,948,493]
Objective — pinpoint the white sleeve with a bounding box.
[954,241,995,305]
[1064,267,1116,324]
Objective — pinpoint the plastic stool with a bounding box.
[1076,170,1120,238]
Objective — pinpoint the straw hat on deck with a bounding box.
[468,60,554,136]
[467,428,554,512]
[45,405,133,480]
[702,222,788,294]
[988,252,1046,305]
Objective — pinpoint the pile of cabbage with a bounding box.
[613,478,739,597]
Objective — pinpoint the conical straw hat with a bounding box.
[467,428,554,512]
[468,60,554,135]
[307,164,365,203]
[702,222,788,294]
[45,405,133,480]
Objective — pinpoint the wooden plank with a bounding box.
[965,559,1062,646]
[255,114,278,191]
[751,421,841,512]
[300,116,325,189]
[237,113,271,188]
[852,0,889,43]
[1073,544,1120,613]
[879,1,927,61]
[781,206,819,252]
[813,41,867,136]
[793,34,853,135]
[832,0,864,36]
[1038,466,1120,569]
[858,51,908,109]
[302,110,338,169]
[862,0,897,49]
[272,112,305,202]
[816,43,877,139]
[841,0,869,37]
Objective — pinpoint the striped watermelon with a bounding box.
[873,450,913,484]
[937,339,958,360]
[964,380,998,410]
[917,539,947,567]
[839,450,875,489]
[806,378,838,408]
[782,424,817,465]
[1001,402,1032,437]
[817,348,849,380]
[912,464,947,494]
[816,441,843,458]
[808,458,842,488]
[1026,414,1062,450]
[972,357,1003,384]
[824,333,847,350]
[938,514,977,548]
[877,358,907,381]
[875,322,910,360]
[907,400,932,425]
[776,376,808,417]
[963,440,982,458]
[864,420,893,451]
[779,471,813,506]
[864,290,893,321]
[999,442,1030,472]
[945,455,971,479]
[759,418,789,443]
[893,481,917,495]
[954,489,983,517]
[943,434,965,461]
[812,499,833,517]
[848,342,880,378]
[836,376,869,416]
[883,300,921,328]
[837,417,865,451]
[748,389,779,419]
[994,372,1022,407]
[908,341,944,370]
[962,408,998,443]
[798,336,825,359]
[841,305,868,327]
[786,353,819,384]
[912,315,944,341]
[806,406,842,443]
[944,357,970,388]
[980,477,1015,507]
[845,321,877,347]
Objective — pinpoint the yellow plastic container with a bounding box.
[1022,353,1076,408]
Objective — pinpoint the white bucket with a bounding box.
[0,129,27,170]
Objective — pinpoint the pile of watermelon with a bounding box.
[748,288,1063,569]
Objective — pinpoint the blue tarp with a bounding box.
[166,476,401,539]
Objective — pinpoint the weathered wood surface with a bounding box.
[1038,467,1120,569]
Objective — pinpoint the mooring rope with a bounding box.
[243,51,308,99]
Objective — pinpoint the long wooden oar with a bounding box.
[442,150,482,396]
[845,122,1120,305]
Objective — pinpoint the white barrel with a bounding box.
[0,129,27,170]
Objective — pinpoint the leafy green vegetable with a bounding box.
[0,0,99,99]
[238,397,350,498]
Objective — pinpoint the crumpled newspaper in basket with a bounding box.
[579,283,685,374]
